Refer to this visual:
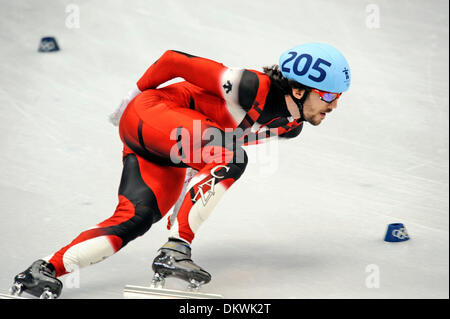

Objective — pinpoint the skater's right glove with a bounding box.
[109,84,142,126]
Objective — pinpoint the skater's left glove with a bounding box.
[109,84,142,126]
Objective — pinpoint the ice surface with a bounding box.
[0,0,448,298]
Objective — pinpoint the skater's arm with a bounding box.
[137,50,274,132]
[137,50,227,97]
[136,50,271,112]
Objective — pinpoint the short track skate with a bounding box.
[7,260,62,299]
[123,239,223,299]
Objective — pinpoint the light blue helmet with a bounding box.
[279,42,351,93]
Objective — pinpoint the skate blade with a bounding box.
[123,285,223,299]
[0,292,28,299]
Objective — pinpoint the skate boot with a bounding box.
[10,259,63,299]
[151,238,211,290]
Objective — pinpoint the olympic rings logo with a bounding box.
[392,228,409,240]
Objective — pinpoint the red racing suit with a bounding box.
[46,50,304,277]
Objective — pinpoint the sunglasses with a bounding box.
[312,89,342,104]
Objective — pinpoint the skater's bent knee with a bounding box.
[214,150,247,181]
[110,204,159,245]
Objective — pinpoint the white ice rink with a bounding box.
[0,0,448,299]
